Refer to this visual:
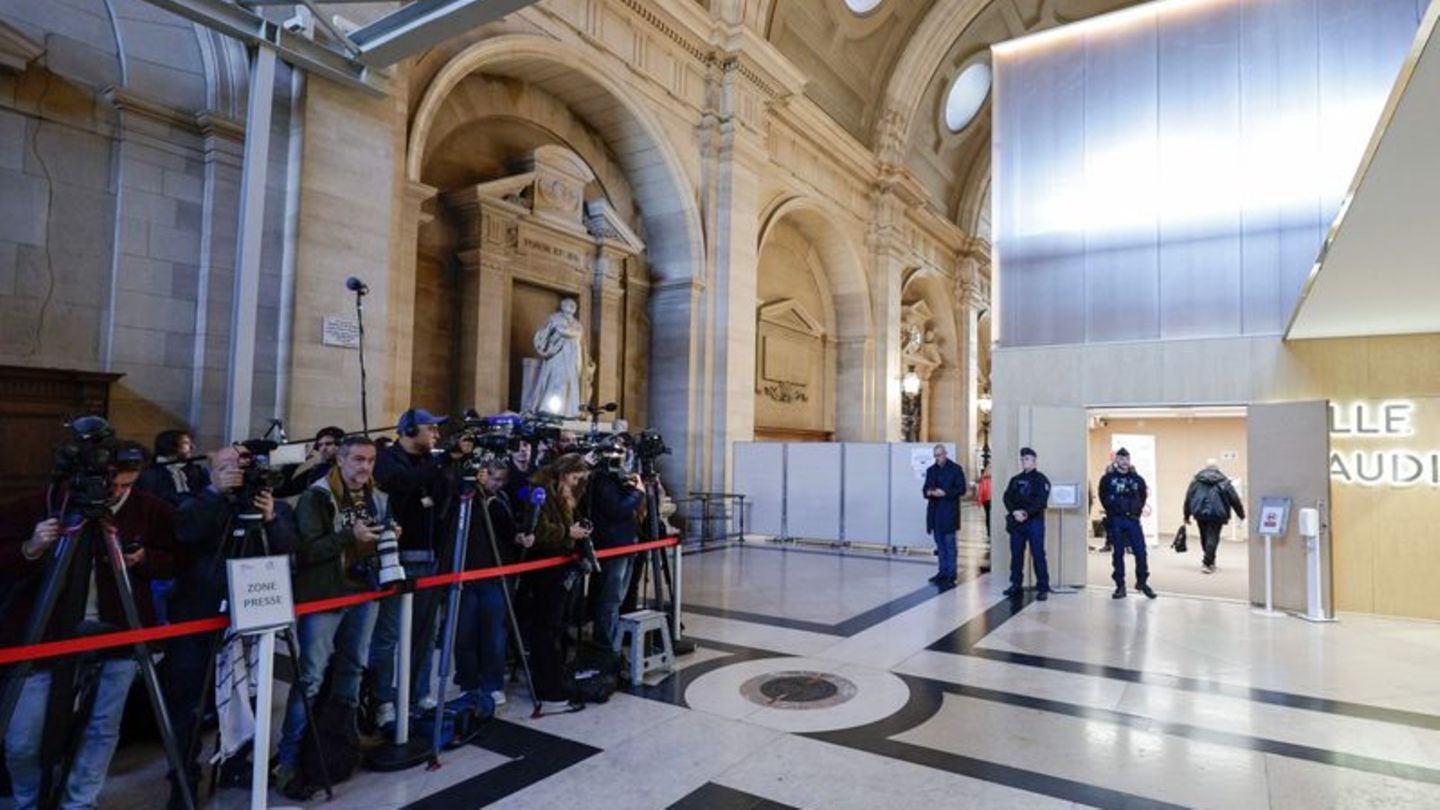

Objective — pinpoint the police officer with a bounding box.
[1002,447,1051,601]
[1098,448,1156,599]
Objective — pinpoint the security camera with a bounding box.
[283,6,314,36]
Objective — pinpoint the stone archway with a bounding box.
[402,34,706,486]
[756,197,875,440]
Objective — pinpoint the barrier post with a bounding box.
[250,629,278,810]
[396,593,413,744]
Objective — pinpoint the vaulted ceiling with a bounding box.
[763,0,1145,228]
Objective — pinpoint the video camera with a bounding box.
[235,438,288,521]
[50,416,149,520]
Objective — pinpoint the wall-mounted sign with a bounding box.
[1329,400,1440,488]
[322,315,360,349]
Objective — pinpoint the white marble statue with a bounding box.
[525,298,587,417]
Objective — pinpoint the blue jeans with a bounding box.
[1110,517,1149,587]
[277,602,378,766]
[369,560,437,706]
[597,554,634,650]
[1008,518,1049,591]
[5,659,138,810]
[933,530,958,579]
[455,580,508,694]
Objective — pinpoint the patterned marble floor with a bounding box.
[52,542,1440,809]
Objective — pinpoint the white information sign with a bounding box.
[226,555,296,634]
[910,447,934,482]
[322,315,361,348]
[1049,483,1080,509]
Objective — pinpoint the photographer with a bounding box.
[273,426,345,499]
[586,457,644,650]
[454,462,532,708]
[524,453,591,714]
[368,408,465,727]
[0,438,178,810]
[136,429,210,507]
[163,445,299,806]
[273,436,388,792]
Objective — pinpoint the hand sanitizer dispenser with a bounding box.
[1298,507,1328,621]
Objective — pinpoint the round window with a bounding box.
[944,62,992,133]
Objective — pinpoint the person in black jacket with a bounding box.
[455,463,533,707]
[368,408,463,726]
[1002,447,1052,600]
[164,444,298,806]
[587,463,645,649]
[136,429,210,507]
[922,444,967,587]
[1098,448,1155,599]
[273,426,344,499]
[1183,461,1246,574]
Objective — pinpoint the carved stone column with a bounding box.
[957,241,990,461]
[868,168,926,441]
[386,180,438,417]
[590,246,627,410]
[447,191,515,416]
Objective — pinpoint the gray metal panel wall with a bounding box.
[784,443,843,541]
[732,442,786,536]
[842,443,891,545]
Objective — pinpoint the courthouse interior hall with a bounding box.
[4,0,1440,808]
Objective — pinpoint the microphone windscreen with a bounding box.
[345,276,366,292]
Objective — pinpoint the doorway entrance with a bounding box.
[1085,406,1250,601]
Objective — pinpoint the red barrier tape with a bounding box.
[0,537,680,666]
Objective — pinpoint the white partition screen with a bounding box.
[842,443,891,544]
[733,442,786,536]
[784,443,843,540]
[993,0,1424,347]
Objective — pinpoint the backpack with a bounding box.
[287,697,360,800]
[568,642,620,703]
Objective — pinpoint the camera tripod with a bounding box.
[177,511,334,802]
[426,473,539,765]
[0,506,198,810]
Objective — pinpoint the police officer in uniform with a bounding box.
[1002,447,1051,600]
[1098,448,1156,599]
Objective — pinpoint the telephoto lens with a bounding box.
[375,519,406,586]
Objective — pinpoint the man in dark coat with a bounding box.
[1183,461,1246,574]
[1099,448,1154,599]
[1003,447,1052,600]
[922,444,967,587]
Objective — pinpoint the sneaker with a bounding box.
[489,690,507,707]
[1201,565,1213,575]
[1035,590,1049,602]
[374,701,397,729]
[1112,586,1127,599]
[536,699,584,716]
[1138,584,1157,599]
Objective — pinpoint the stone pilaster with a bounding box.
[590,246,627,410]
[384,180,437,417]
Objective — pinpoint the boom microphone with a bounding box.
[345,276,369,295]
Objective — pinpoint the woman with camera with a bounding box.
[524,453,592,714]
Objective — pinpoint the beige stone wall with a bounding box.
[754,218,835,437]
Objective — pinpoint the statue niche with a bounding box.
[443,145,647,421]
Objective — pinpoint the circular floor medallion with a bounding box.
[740,670,857,710]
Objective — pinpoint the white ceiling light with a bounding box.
[945,62,991,133]
[845,0,883,14]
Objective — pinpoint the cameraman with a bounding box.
[137,429,210,507]
[273,435,389,792]
[525,453,592,713]
[163,444,299,806]
[273,426,344,499]
[0,438,178,810]
[587,459,644,650]
[454,462,532,708]
[368,408,466,726]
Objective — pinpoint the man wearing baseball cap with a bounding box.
[1098,448,1155,599]
[369,407,459,727]
[1002,447,1052,600]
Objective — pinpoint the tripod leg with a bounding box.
[277,627,334,799]
[477,497,539,715]
[100,529,196,810]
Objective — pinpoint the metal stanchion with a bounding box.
[249,630,278,810]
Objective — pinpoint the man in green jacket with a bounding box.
[273,435,392,790]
